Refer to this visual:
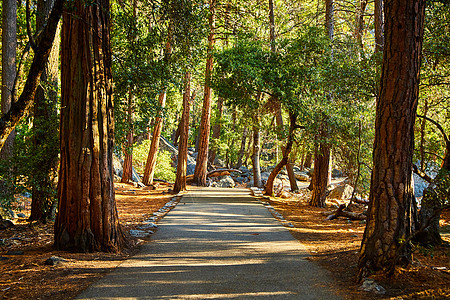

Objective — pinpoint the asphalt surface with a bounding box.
[77,187,341,299]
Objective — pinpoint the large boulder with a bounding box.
[215,176,236,188]
[328,184,354,200]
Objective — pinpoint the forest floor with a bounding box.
[0,183,449,299]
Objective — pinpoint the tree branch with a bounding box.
[413,164,433,183]
[417,114,449,144]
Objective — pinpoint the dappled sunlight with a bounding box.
[78,188,339,299]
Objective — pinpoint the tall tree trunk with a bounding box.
[0,0,17,161]
[208,96,223,165]
[193,0,216,186]
[252,125,262,188]
[310,0,334,205]
[55,0,124,252]
[358,0,425,279]
[143,24,173,186]
[29,0,60,222]
[374,0,385,53]
[265,113,297,196]
[121,90,134,183]
[174,72,192,194]
[355,0,368,49]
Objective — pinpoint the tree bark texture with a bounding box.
[309,139,331,207]
[355,0,368,49]
[0,0,17,159]
[374,0,385,53]
[55,0,123,252]
[0,0,64,151]
[265,113,297,196]
[174,72,192,194]
[193,0,216,186]
[208,96,223,165]
[29,0,60,222]
[357,0,425,279]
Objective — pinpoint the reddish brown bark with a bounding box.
[55,0,123,252]
[358,0,425,278]
[309,140,331,207]
[193,0,216,186]
[174,72,192,194]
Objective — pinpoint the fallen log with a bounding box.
[326,204,367,221]
[207,168,242,178]
[352,197,370,205]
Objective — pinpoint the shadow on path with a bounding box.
[77,187,341,299]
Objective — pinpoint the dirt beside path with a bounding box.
[265,194,450,299]
[0,182,173,300]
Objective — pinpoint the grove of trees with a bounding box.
[0,0,448,281]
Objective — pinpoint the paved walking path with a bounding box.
[77,187,341,299]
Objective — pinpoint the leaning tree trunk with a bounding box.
[193,0,216,186]
[174,72,192,194]
[357,0,425,279]
[29,0,60,222]
[143,25,172,186]
[265,113,297,196]
[55,0,124,252]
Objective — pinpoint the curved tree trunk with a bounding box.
[265,113,297,196]
[29,0,60,222]
[193,0,216,186]
[358,0,425,279]
[55,0,124,252]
